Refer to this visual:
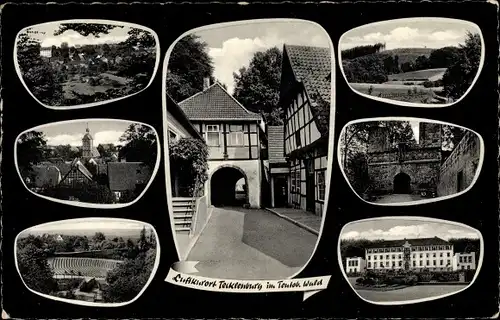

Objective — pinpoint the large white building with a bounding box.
[363,237,477,272]
[346,257,366,274]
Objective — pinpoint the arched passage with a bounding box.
[393,172,411,194]
[210,166,248,207]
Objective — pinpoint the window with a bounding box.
[440,253,443,257]
[374,255,377,260]
[447,252,451,257]
[374,262,377,268]
[426,260,429,266]
[368,262,371,268]
[386,255,389,260]
[440,260,443,266]
[316,171,326,201]
[295,170,301,194]
[398,254,402,259]
[413,261,416,267]
[368,256,371,260]
[420,253,423,258]
[379,255,383,259]
[468,256,472,263]
[412,254,415,258]
[229,132,244,146]
[420,260,423,266]
[459,257,463,263]
[398,261,402,267]
[461,265,465,270]
[392,261,395,267]
[467,265,471,270]
[392,254,395,259]
[433,260,436,266]
[206,125,220,146]
[433,253,436,258]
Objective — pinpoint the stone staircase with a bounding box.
[172,197,195,234]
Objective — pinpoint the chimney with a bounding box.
[203,77,210,90]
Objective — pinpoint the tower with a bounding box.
[419,122,442,148]
[82,124,93,159]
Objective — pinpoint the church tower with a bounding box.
[82,124,93,159]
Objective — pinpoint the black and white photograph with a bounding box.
[15,218,158,305]
[16,119,159,205]
[164,20,332,279]
[339,218,481,304]
[339,18,483,106]
[15,20,158,108]
[338,119,482,205]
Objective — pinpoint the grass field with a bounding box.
[387,68,447,82]
[62,73,132,100]
[350,83,445,103]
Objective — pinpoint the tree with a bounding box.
[414,55,431,70]
[233,47,283,125]
[54,23,122,37]
[442,32,481,100]
[97,143,116,158]
[17,237,58,294]
[166,34,214,102]
[429,46,461,68]
[119,124,157,169]
[17,131,47,179]
[16,30,64,105]
[341,43,386,60]
[343,55,388,83]
[93,232,106,244]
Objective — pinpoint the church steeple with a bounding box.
[82,124,94,159]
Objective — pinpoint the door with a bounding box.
[305,159,315,212]
[274,175,288,207]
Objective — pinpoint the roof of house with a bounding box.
[283,44,332,136]
[107,162,151,191]
[267,126,287,164]
[178,82,262,121]
[166,93,203,140]
[365,237,451,249]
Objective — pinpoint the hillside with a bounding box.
[344,47,435,66]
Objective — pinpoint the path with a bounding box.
[356,284,467,302]
[373,194,425,204]
[187,207,318,280]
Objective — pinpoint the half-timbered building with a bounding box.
[178,79,266,208]
[279,44,331,216]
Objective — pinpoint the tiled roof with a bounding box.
[365,237,451,249]
[107,162,152,192]
[179,82,262,121]
[267,126,287,164]
[284,44,332,136]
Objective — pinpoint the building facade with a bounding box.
[367,123,442,196]
[178,80,265,208]
[365,237,455,272]
[346,257,366,274]
[267,125,289,208]
[453,252,476,271]
[279,44,331,216]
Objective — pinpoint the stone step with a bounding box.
[173,206,194,212]
[175,227,191,233]
[172,197,193,201]
[174,220,193,226]
[173,214,193,219]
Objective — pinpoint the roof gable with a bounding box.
[179,82,262,121]
[283,44,332,136]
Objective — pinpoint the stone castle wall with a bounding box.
[437,131,481,196]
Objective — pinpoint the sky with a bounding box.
[28,120,133,147]
[340,19,479,50]
[192,20,331,94]
[25,23,133,48]
[19,219,147,236]
[341,219,480,241]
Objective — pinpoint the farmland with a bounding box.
[387,68,447,81]
[350,82,447,103]
[47,257,123,279]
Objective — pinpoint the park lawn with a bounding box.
[350,83,443,103]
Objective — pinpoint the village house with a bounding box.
[26,126,151,202]
[178,79,266,209]
[278,44,331,216]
